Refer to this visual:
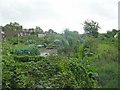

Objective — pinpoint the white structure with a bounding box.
[37,45,44,48]
[40,52,49,57]
[38,34,45,37]
[0,31,5,34]
[114,33,118,38]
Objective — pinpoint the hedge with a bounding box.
[13,55,45,62]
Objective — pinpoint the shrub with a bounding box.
[13,55,45,62]
[2,55,98,88]
[14,46,39,55]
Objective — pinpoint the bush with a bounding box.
[14,46,39,55]
[13,55,45,62]
[95,60,119,88]
[2,55,98,88]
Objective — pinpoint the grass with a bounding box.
[94,42,119,88]
[96,60,118,88]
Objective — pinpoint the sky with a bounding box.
[0,0,119,34]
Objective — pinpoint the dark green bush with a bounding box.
[2,55,97,88]
[13,55,45,62]
[14,46,39,55]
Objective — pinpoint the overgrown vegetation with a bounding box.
[1,20,119,89]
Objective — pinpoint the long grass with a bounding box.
[94,42,119,88]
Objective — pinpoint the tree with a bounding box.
[3,22,22,32]
[106,31,112,38]
[48,29,54,34]
[35,26,43,34]
[57,29,80,55]
[83,20,100,38]
[106,29,118,38]
[2,22,23,38]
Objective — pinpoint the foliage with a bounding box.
[2,21,119,89]
[95,60,119,88]
[94,41,118,88]
[44,34,56,44]
[2,54,98,88]
[106,29,118,38]
[97,43,118,62]
[6,37,19,45]
[14,45,39,55]
[35,26,43,34]
[2,22,22,32]
[18,35,43,45]
[48,29,55,34]
[13,55,45,62]
[57,29,80,55]
[82,36,98,59]
[83,20,100,38]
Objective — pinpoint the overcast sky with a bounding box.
[0,0,119,34]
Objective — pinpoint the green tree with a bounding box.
[107,29,118,38]
[2,22,23,38]
[48,29,54,34]
[35,26,43,34]
[63,29,80,51]
[3,22,22,32]
[83,20,100,38]
[57,29,80,55]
